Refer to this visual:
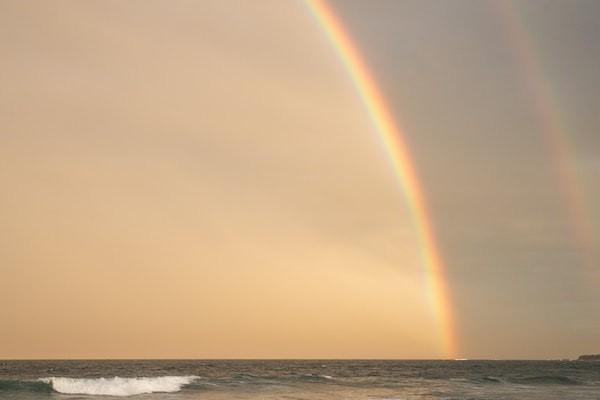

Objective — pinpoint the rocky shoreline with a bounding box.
[578,354,600,361]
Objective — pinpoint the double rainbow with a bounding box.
[306,0,457,358]
[496,1,594,272]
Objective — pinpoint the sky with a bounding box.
[0,0,599,360]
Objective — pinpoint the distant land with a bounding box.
[578,354,600,361]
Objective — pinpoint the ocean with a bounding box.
[0,360,599,399]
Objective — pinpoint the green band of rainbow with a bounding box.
[306,0,457,358]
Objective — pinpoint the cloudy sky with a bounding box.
[1,0,599,359]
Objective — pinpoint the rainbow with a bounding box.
[496,2,594,272]
[305,0,457,358]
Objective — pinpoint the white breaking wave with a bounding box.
[39,376,199,396]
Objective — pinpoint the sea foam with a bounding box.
[39,375,199,396]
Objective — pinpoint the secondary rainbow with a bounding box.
[305,0,457,358]
[496,2,594,272]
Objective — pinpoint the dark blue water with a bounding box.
[1,360,599,399]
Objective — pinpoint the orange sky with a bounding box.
[0,0,441,359]
[2,0,600,360]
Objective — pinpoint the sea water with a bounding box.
[1,359,599,399]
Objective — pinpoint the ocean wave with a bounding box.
[299,373,335,381]
[226,373,335,385]
[481,376,503,383]
[38,376,199,396]
[0,379,53,393]
[512,375,580,385]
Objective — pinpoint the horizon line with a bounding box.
[0,357,585,361]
